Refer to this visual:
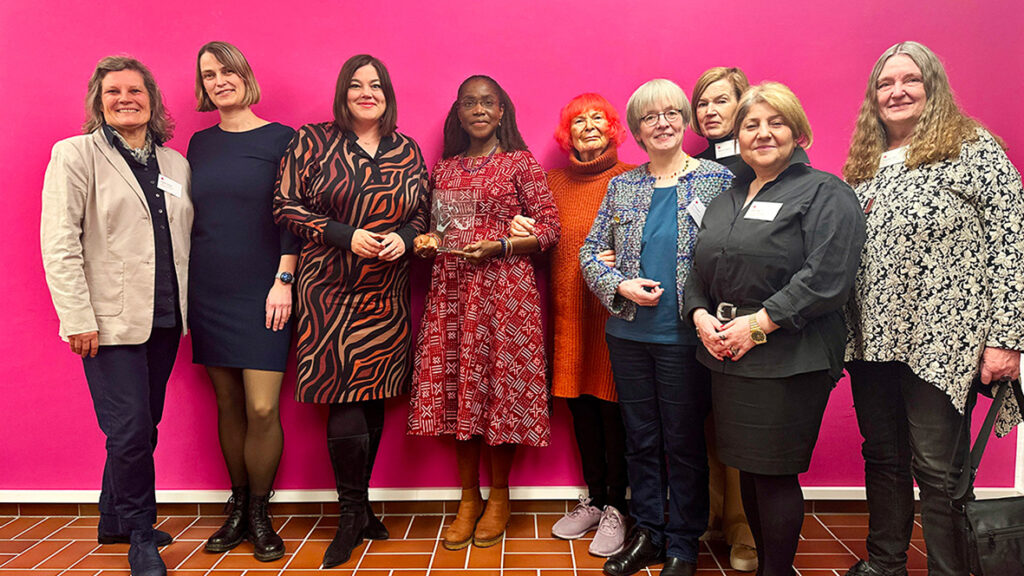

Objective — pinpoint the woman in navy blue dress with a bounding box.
[187,41,298,562]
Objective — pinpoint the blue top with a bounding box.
[607,186,697,345]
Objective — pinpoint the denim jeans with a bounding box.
[84,327,180,534]
[848,360,971,576]
[606,334,710,562]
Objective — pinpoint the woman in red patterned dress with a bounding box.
[408,75,560,550]
[273,54,429,569]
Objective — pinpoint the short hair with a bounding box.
[843,41,989,185]
[195,41,261,112]
[552,93,626,153]
[625,79,690,151]
[82,55,174,143]
[734,82,813,149]
[689,67,751,136]
[333,54,398,136]
[442,75,528,159]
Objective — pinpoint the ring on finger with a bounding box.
[730,347,739,355]
[719,333,726,341]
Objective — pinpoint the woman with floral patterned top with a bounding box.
[842,41,1024,576]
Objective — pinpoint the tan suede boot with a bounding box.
[442,487,484,550]
[472,487,510,547]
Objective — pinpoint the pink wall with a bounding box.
[3,0,1021,493]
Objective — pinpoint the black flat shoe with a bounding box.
[603,527,664,576]
[845,559,908,576]
[661,556,697,576]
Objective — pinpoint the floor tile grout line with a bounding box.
[811,513,861,560]
[281,513,315,574]
[9,516,47,540]
[57,540,102,575]
[701,539,727,575]
[167,515,203,571]
[31,538,74,570]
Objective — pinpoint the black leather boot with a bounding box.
[661,556,697,576]
[204,486,248,553]
[322,434,369,569]
[249,493,285,562]
[603,526,665,576]
[362,426,389,540]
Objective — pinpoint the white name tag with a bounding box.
[157,174,183,198]
[879,146,907,168]
[744,201,783,221]
[715,139,740,159]
[686,197,706,227]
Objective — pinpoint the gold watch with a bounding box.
[749,315,767,345]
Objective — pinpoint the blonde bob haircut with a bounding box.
[842,41,993,186]
[625,79,690,151]
[734,82,813,149]
[83,55,174,143]
[689,67,750,136]
[195,41,261,112]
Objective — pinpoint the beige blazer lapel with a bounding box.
[91,129,149,210]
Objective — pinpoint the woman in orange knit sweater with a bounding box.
[512,93,634,557]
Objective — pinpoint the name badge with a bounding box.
[744,201,783,221]
[686,197,706,227]
[879,146,907,168]
[715,139,740,159]
[157,174,183,198]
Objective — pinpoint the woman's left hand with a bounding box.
[265,281,293,331]
[453,240,501,265]
[377,232,406,261]
[980,347,1022,384]
[715,315,758,361]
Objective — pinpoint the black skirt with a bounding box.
[711,370,832,475]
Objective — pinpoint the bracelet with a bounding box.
[504,237,513,257]
[497,237,508,258]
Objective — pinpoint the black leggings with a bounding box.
[739,471,803,576]
[566,394,628,512]
[327,400,385,440]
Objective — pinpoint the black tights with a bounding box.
[327,400,385,440]
[739,471,803,576]
[566,395,628,512]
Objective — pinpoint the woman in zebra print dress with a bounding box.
[273,54,429,569]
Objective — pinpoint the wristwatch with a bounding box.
[749,315,767,345]
[276,271,294,285]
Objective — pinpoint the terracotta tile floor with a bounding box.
[0,500,929,575]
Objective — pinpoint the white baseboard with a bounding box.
[1,485,1021,504]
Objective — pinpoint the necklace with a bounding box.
[650,156,696,181]
[459,142,499,173]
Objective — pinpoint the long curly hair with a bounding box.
[843,41,992,186]
[442,75,528,159]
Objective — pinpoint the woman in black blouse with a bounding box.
[684,82,865,576]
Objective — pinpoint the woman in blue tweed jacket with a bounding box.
[579,79,732,576]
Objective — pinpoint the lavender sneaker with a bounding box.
[588,505,626,557]
[551,496,603,539]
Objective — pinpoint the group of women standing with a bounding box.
[40,39,1022,576]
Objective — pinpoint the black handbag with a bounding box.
[948,378,1024,576]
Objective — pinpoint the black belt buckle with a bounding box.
[715,302,738,322]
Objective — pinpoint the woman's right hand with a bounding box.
[509,215,536,237]
[69,331,99,358]
[616,278,663,306]
[597,249,616,268]
[693,309,729,361]
[351,229,386,258]
[413,233,439,258]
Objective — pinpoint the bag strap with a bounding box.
[948,379,1024,502]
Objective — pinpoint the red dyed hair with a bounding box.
[553,93,626,153]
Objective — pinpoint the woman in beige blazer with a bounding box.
[40,56,192,576]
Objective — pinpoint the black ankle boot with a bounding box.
[362,427,389,540]
[322,434,370,569]
[129,529,167,576]
[205,486,248,553]
[249,493,285,562]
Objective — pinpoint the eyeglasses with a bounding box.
[640,109,683,127]
[459,97,498,110]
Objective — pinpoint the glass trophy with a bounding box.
[430,189,476,252]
